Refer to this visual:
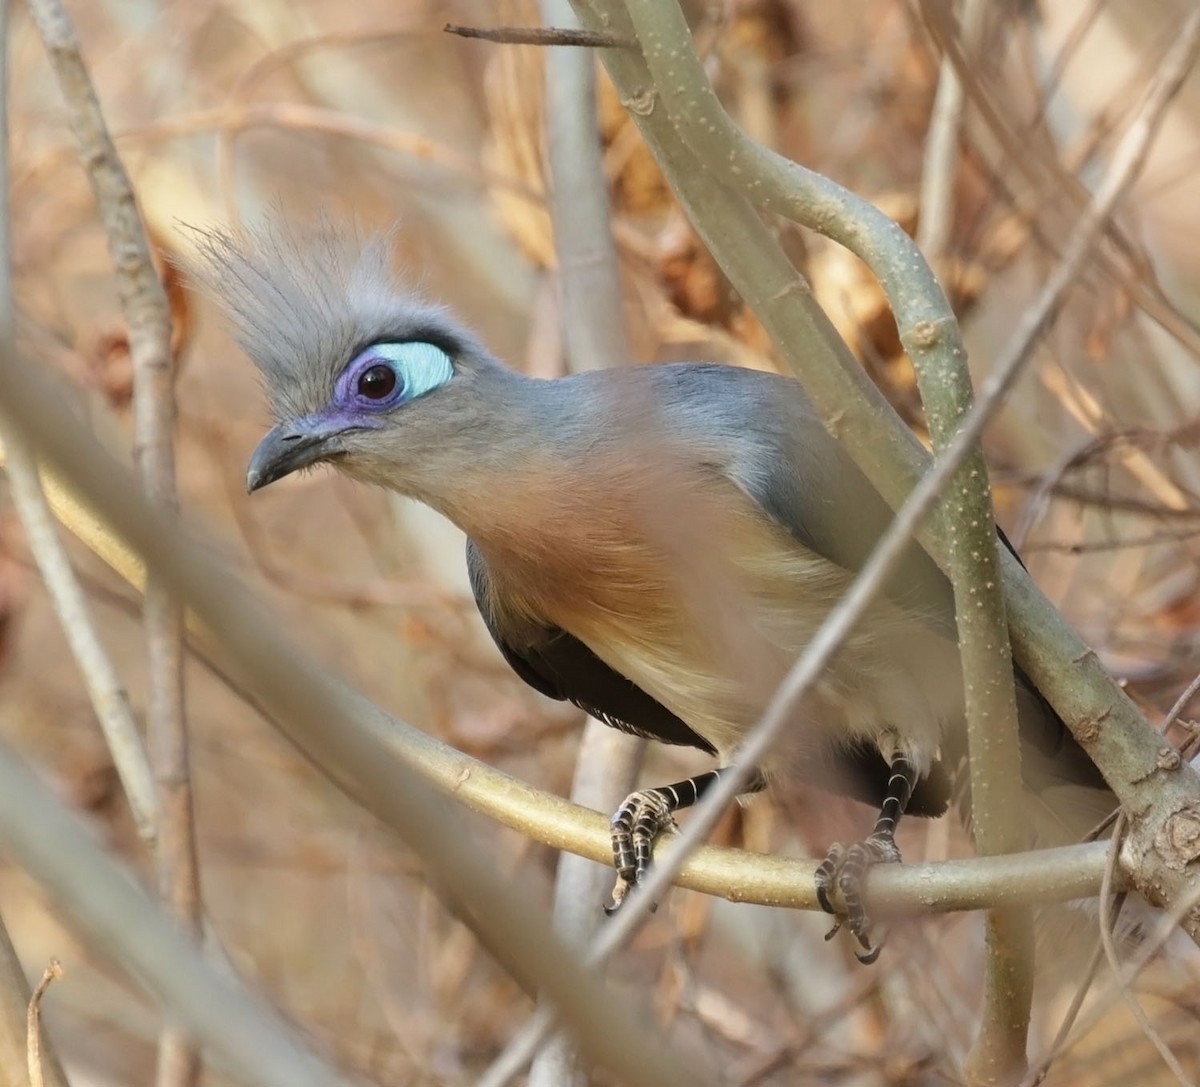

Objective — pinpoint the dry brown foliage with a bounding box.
[4,0,1200,1083]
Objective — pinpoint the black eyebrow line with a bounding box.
[344,327,467,368]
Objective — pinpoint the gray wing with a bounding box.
[465,539,717,754]
[724,374,960,635]
[643,363,959,636]
[649,364,1104,787]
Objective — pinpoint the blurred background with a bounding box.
[2,0,1200,1083]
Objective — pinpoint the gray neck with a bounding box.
[342,358,583,543]
[406,365,652,552]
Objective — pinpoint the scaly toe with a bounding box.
[812,834,901,963]
[605,874,634,916]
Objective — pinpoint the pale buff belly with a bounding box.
[554,518,967,780]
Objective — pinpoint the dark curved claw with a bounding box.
[604,787,677,914]
[603,770,766,915]
[813,832,902,964]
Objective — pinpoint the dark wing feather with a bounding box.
[466,540,716,755]
[827,741,952,817]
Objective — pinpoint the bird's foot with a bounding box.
[604,787,677,915]
[813,831,901,964]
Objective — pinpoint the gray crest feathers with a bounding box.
[187,218,469,421]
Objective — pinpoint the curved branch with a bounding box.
[566,0,1200,940]
[0,437,1118,916]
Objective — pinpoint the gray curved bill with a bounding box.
[246,419,339,493]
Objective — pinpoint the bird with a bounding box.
[194,220,1113,960]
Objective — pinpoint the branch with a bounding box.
[26,961,63,1087]
[4,441,158,840]
[916,0,986,264]
[916,0,1200,367]
[524,5,644,1084]
[0,921,68,1087]
[0,432,1123,918]
[567,0,1200,940]
[0,5,73,1085]
[24,4,199,1083]
[444,23,633,48]
[593,0,1031,1070]
[0,736,349,1087]
[0,346,713,1087]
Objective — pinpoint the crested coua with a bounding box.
[198,221,1113,960]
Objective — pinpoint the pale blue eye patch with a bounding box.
[368,341,454,401]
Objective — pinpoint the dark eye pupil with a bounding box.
[358,364,397,400]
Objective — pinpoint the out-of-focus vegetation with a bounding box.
[3,0,1200,1083]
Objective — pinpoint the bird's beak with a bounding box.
[246,416,347,493]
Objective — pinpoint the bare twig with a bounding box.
[444,22,633,48]
[26,960,63,1087]
[1028,941,1106,1087]
[1021,525,1200,555]
[526,730,641,1087]
[617,1,1033,1074]
[1097,817,1194,1087]
[1161,672,1200,740]
[0,434,1123,919]
[497,6,644,1085]
[575,0,1200,938]
[1025,877,1200,1083]
[0,6,70,1086]
[4,442,158,840]
[25,2,195,1082]
[917,0,986,262]
[0,922,68,1087]
[0,345,714,1087]
[917,0,1200,367]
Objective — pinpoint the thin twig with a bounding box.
[499,5,643,1085]
[1021,525,1200,555]
[1025,866,1200,1081]
[0,5,71,1086]
[26,960,63,1087]
[4,442,158,840]
[917,0,1200,367]
[0,357,714,1087]
[0,431,1127,917]
[444,23,633,48]
[1161,672,1200,739]
[917,0,986,262]
[25,2,196,1083]
[0,921,68,1087]
[1023,941,1105,1086]
[1097,817,1193,1087]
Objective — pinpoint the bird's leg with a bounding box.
[605,767,766,914]
[814,730,917,964]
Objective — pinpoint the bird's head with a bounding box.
[190,219,512,499]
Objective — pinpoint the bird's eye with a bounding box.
[336,341,452,413]
[357,363,398,400]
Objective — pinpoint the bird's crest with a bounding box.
[187,217,467,422]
